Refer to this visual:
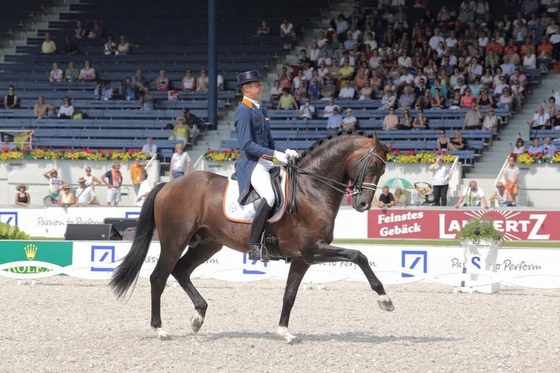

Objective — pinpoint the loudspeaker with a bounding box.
[103,218,138,232]
[65,224,123,241]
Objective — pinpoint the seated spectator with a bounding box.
[293,78,308,101]
[33,96,54,119]
[437,130,452,153]
[101,162,123,206]
[65,61,79,82]
[529,106,550,129]
[460,88,477,108]
[543,136,558,156]
[136,171,152,207]
[482,108,500,135]
[511,138,526,155]
[138,87,154,110]
[449,130,466,151]
[49,62,64,82]
[545,96,558,117]
[320,77,336,100]
[412,109,428,129]
[1,134,17,150]
[280,19,295,39]
[523,49,537,70]
[75,177,97,206]
[4,85,18,109]
[454,180,489,208]
[57,184,75,207]
[196,69,209,92]
[181,70,196,92]
[342,108,357,129]
[61,36,79,55]
[277,88,298,110]
[415,90,432,110]
[217,74,224,91]
[551,110,560,130]
[398,85,415,109]
[120,78,136,100]
[75,20,87,39]
[358,79,373,100]
[131,69,149,94]
[338,80,355,100]
[489,182,514,208]
[307,79,322,100]
[88,19,104,39]
[383,108,399,130]
[78,60,96,81]
[116,35,139,55]
[374,186,395,208]
[397,109,413,130]
[323,98,337,118]
[57,97,75,119]
[154,69,168,91]
[497,87,515,115]
[95,81,114,101]
[528,138,544,153]
[43,168,65,204]
[103,36,116,55]
[379,87,396,110]
[41,33,56,54]
[430,88,445,109]
[14,184,30,207]
[477,89,495,109]
[255,20,270,36]
[327,107,343,130]
[270,80,281,101]
[169,117,190,145]
[298,98,315,120]
[393,188,406,207]
[462,103,483,130]
[83,166,102,190]
[183,108,201,143]
[142,137,158,157]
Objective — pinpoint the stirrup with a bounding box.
[248,243,270,262]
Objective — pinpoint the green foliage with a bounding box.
[458,218,502,242]
[0,223,30,240]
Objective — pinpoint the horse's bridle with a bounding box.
[286,146,387,215]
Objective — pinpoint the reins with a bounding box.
[286,147,386,216]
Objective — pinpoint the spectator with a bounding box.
[103,36,116,55]
[183,108,201,144]
[528,138,544,153]
[320,77,336,100]
[4,85,18,109]
[181,69,196,92]
[65,61,79,82]
[43,168,65,204]
[41,33,57,54]
[57,185,76,207]
[170,143,191,180]
[497,87,514,115]
[342,108,357,129]
[383,108,399,130]
[489,182,515,208]
[454,180,489,208]
[398,85,415,109]
[156,70,170,92]
[78,60,96,81]
[545,97,558,117]
[255,20,270,36]
[543,136,558,156]
[116,35,139,55]
[462,103,483,130]
[460,88,477,108]
[142,138,158,157]
[429,155,452,206]
[217,73,224,91]
[511,138,526,155]
[270,80,281,101]
[83,166,102,190]
[482,108,500,136]
[75,20,87,39]
[277,88,298,110]
[14,184,30,207]
[195,69,209,92]
[551,110,560,130]
[88,19,103,39]
[393,188,406,207]
[75,177,97,206]
[61,36,79,55]
[33,96,54,119]
[170,117,190,145]
[138,87,154,110]
[48,62,64,82]
[379,87,396,110]
[57,97,75,119]
[430,88,445,109]
[327,107,343,130]
[120,78,136,100]
[437,130,452,152]
[523,48,537,69]
[280,19,295,39]
[131,69,149,94]
[323,98,337,118]
[477,89,495,109]
[358,79,373,100]
[101,162,123,206]
[502,156,520,201]
[450,131,467,151]
[412,109,428,129]
[298,98,315,120]
[307,79,322,100]
[95,81,114,101]
[529,106,551,129]
[130,158,146,196]
[397,109,413,130]
[338,80,355,100]
[135,171,152,207]
[374,186,395,208]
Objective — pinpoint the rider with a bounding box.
[234,70,298,262]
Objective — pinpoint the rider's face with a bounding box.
[244,82,264,101]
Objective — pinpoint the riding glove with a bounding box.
[285,149,299,158]
[273,150,288,164]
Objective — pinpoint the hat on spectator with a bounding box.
[16,184,28,191]
[236,70,262,88]
[62,184,71,190]
[78,177,87,184]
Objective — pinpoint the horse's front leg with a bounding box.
[311,242,394,312]
[277,259,310,344]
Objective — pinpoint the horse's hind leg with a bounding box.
[171,240,223,334]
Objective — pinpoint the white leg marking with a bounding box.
[378,294,391,303]
[190,310,204,333]
[154,327,171,340]
[277,326,301,344]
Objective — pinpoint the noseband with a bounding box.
[347,147,387,196]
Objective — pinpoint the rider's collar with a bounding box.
[242,96,260,110]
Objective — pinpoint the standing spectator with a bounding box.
[342,108,357,129]
[78,60,96,81]
[502,156,519,202]
[101,162,123,206]
[57,97,75,119]
[429,155,452,206]
[14,184,30,207]
[298,98,315,119]
[142,138,158,157]
[43,168,65,204]
[57,185,76,207]
[195,69,209,92]
[156,70,170,92]
[65,61,79,82]
[83,166,102,190]
[49,62,64,82]
[75,177,97,206]
[116,35,139,55]
[462,103,483,130]
[103,36,116,55]
[135,171,152,207]
[217,74,224,91]
[33,96,54,119]
[327,107,343,130]
[170,143,191,180]
[41,33,57,54]
[374,186,395,208]
[4,85,18,109]
[129,158,146,196]
[454,180,489,208]
[181,70,196,92]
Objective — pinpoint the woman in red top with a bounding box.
[460,88,476,108]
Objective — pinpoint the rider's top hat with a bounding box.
[236,70,262,88]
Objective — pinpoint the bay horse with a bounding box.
[110,129,395,344]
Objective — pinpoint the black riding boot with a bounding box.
[248,200,272,262]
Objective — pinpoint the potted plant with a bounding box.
[456,218,502,293]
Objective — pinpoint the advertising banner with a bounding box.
[0,241,73,277]
[368,209,560,241]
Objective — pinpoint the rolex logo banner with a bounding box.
[0,241,73,277]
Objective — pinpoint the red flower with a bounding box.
[1,147,9,152]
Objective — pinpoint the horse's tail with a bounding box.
[109,182,166,299]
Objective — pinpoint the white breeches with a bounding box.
[250,158,275,207]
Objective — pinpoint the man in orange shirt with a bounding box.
[129,157,146,196]
[485,38,503,56]
[537,36,554,70]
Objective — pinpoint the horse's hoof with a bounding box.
[155,328,172,341]
[190,312,204,333]
[277,326,302,344]
[377,295,395,312]
[287,336,302,345]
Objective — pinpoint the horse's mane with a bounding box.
[297,128,388,163]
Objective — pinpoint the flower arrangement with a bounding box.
[514,151,560,165]
[205,149,242,162]
[387,150,456,164]
[0,148,150,162]
[457,218,502,244]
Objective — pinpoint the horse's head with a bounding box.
[346,134,387,212]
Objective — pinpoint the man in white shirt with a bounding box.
[298,98,315,119]
[75,177,96,206]
[338,81,355,100]
[429,28,445,50]
[323,98,338,118]
[142,137,158,157]
[327,107,343,130]
[454,180,489,208]
[135,171,152,207]
[529,106,550,129]
[170,143,191,180]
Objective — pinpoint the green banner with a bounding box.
[0,241,73,274]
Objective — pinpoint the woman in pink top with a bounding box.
[460,88,476,108]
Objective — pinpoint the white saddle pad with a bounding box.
[223,170,288,224]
